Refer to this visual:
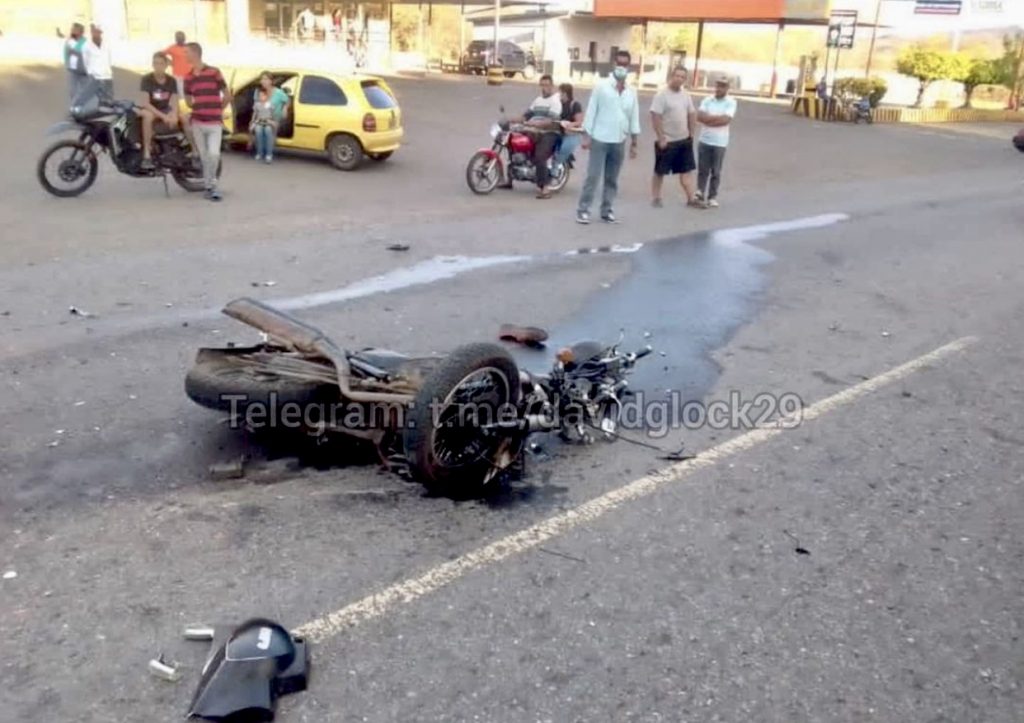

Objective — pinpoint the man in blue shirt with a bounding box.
[576,49,641,224]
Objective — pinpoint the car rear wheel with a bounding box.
[328,134,363,171]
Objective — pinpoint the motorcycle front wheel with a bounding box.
[37,140,99,198]
[466,151,502,195]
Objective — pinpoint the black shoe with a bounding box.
[208,189,223,202]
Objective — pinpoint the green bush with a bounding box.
[834,77,888,107]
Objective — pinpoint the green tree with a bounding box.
[896,47,957,107]
[960,58,1004,107]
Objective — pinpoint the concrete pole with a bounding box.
[769,20,784,97]
[693,20,704,89]
[638,19,647,86]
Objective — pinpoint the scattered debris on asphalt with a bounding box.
[68,305,96,318]
[828,322,840,332]
[901,390,913,398]
[165,303,174,308]
[498,323,549,347]
[251,280,278,287]
[1,310,9,316]
[2,570,16,580]
[74,400,86,406]
[208,458,245,480]
[148,655,182,682]
[185,619,309,721]
[386,243,410,252]
[783,530,811,556]
[527,442,545,455]
[538,547,586,564]
[881,330,891,338]
[47,440,60,448]
[643,331,652,339]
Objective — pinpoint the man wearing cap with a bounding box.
[696,79,737,209]
[83,22,113,101]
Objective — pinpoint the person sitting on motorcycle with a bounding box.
[137,51,179,170]
[556,82,584,167]
[515,74,563,199]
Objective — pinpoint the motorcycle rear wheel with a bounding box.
[466,151,501,195]
[547,159,571,193]
[172,157,223,193]
[403,343,521,498]
[37,140,98,198]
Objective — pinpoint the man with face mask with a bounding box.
[576,50,641,224]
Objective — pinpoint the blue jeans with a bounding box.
[577,140,625,216]
[253,123,277,159]
[556,133,581,164]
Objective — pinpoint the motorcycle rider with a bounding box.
[137,51,179,171]
[515,74,562,199]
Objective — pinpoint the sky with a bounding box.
[833,0,1024,33]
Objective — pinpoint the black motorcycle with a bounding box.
[37,78,219,198]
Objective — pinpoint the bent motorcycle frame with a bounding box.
[222,297,415,405]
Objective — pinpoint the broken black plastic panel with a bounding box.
[186,618,309,722]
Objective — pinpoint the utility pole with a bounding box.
[865,0,882,78]
[492,0,500,63]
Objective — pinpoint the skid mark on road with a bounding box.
[295,335,978,643]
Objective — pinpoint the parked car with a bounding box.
[461,40,537,79]
[217,68,403,171]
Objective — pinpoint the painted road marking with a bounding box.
[2,213,850,361]
[295,336,977,643]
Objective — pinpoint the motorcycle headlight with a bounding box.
[489,123,501,140]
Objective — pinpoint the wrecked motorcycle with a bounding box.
[184,298,652,497]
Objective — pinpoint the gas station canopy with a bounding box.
[593,0,837,25]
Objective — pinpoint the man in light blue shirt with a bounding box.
[576,49,641,224]
[696,79,738,208]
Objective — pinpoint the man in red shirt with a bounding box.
[163,31,190,97]
[184,42,231,201]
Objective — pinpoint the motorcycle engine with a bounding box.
[509,154,535,182]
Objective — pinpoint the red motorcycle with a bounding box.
[466,108,572,195]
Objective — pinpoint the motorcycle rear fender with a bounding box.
[45,121,83,136]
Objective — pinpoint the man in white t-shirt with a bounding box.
[83,22,114,101]
[696,79,738,208]
[516,74,562,198]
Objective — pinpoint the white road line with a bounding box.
[295,335,977,643]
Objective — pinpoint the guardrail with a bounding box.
[792,96,1022,123]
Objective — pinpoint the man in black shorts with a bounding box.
[649,66,700,208]
[137,51,180,170]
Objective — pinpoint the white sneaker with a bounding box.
[707,199,720,208]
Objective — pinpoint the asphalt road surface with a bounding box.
[1,66,1023,723]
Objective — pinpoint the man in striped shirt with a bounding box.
[184,42,232,201]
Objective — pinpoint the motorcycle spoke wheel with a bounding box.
[430,367,510,468]
[466,151,500,194]
[37,141,98,197]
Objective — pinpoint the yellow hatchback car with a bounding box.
[222,69,403,171]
